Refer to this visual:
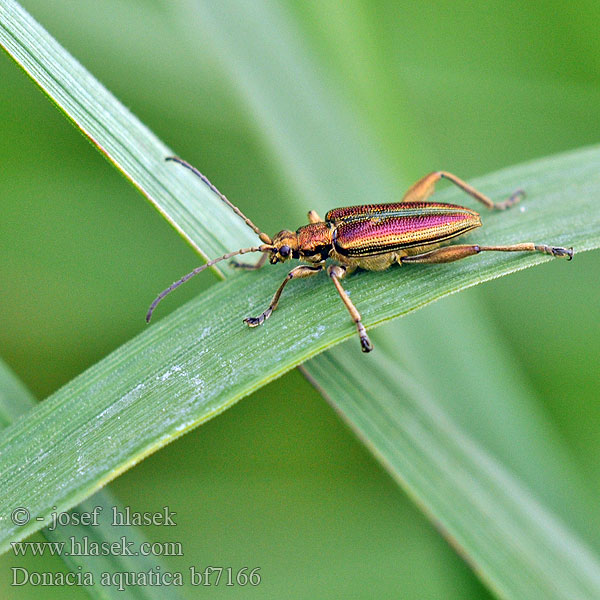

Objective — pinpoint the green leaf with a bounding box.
[302,350,600,600]
[0,359,184,600]
[2,2,600,599]
[0,0,256,272]
[0,140,598,553]
[0,359,35,427]
[177,4,600,598]
[39,491,185,600]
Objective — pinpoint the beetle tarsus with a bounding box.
[507,188,525,207]
[356,322,373,352]
[360,335,373,353]
[553,246,574,260]
[231,260,255,269]
[244,308,272,327]
[535,245,573,259]
[230,252,268,271]
[490,188,525,210]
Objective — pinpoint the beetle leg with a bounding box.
[308,210,324,223]
[402,171,524,211]
[230,252,268,270]
[244,265,323,327]
[400,243,574,264]
[327,265,373,353]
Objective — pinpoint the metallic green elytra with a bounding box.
[147,158,573,353]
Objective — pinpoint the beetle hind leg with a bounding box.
[327,265,373,352]
[400,243,574,265]
[402,171,524,211]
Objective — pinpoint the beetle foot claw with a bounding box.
[360,335,373,353]
[553,246,574,260]
[536,245,574,260]
[244,308,272,327]
[495,189,525,210]
[510,189,525,203]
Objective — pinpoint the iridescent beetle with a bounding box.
[147,157,573,352]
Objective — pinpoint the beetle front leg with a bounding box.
[327,265,373,353]
[231,252,268,270]
[244,265,323,327]
[402,171,524,211]
[400,243,574,265]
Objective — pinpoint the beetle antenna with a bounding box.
[146,244,273,323]
[166,156,272,244]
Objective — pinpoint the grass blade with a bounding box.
[1,5,599,600]
[302,350,600,600]
[0,145,598,552]
[184,6,600,596]
[0,0,256,270]
[0,359,184,600]
[0,360,35,427]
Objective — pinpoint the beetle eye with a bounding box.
[279,245,291,258]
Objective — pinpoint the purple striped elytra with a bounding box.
[148,161,573,353]
[328,202,481,259]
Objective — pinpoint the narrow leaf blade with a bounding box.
[2,5,600,600]
[0,144,599,551]
[0,359,184,600]
[0,0,256,269]
[302,350,600,600]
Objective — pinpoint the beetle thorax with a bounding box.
[270,223,333,264]
[295,222,333,263]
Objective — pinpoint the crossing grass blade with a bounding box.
[0,143,598,553]
[302,343,600,600]
[2,3,600,600]
[0,360,184,600]
[0,0,256,272]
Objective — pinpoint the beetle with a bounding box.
[147,156,573,352]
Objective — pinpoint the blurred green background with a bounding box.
[1,1,599,598]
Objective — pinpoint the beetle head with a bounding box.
[270,230,298,263]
